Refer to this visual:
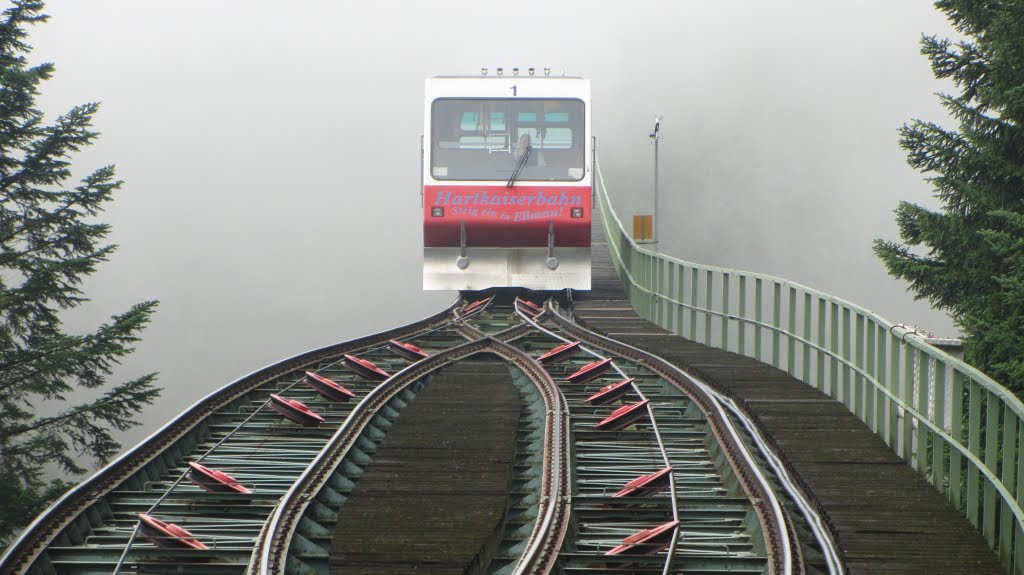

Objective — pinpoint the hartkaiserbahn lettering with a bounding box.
[432,190,583,207]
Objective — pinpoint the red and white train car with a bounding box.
[423,71,592,290]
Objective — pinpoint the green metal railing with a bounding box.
[595,163,1024,573]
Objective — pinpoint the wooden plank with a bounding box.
[329,359,521,574]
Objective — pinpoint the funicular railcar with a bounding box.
[423,70,592,290]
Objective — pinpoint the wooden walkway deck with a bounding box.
[576,216,1006,574]
[329,359,520,574]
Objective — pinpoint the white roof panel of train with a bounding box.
[426,76,590,100]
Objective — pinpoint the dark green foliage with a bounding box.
[875,0,1024,393]
[0,1,159,546]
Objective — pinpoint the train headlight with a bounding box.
[432,207,444,217]
[571,208,584,218]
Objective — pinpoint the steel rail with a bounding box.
[527,309,681,516]
[237,300,570,575]
[102,319,468,566]
[5,296,815,575]
[512,302,683,575]
[589,165,842,573]
[509,298,800,573]
[468,301,751,572]
[709,385,845,575]
[559,309,843,575]
[253,337,486,574]
[253,331,572,575]
[0,299,464,575]
[495,342,570,575]
[545,301,801,575]
[109,354,357,575]
[412,301,574,574]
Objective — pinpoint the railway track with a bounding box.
[0,292,842,575]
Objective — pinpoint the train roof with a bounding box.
[432,75,584,79]
[426,75,590,100]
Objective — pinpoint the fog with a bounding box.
[27,0,955,450]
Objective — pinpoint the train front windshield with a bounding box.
[431,98,585,182]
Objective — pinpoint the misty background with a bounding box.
[28,1,956,452]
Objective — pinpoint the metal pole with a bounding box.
[650,116,662,244]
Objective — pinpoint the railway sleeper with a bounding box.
[533,330,773,574]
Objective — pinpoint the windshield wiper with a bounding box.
[507,145,531,188]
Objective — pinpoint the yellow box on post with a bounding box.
[633,215,653,241]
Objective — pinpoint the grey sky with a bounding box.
[28,1,955,450]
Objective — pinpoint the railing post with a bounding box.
[676,264,685,336]
[622,230,631,293]
[842,307,852,409]
[788,288,796,375]
[643,254,650,322]
[657,257,663,326]
[855,314,865,419]
[1015,414,1024,574]
[889,333,902,450]
[739,276,748,357]
[968,380,983,528]
[951,369,965,510]
[875,324,887,436]
[722,273,730,352]
[1000,403,1018,570]
[647,253,655,317]
[772,283,781,369]
[916,350,929,476]
[803,293,811,382]
[656,258,665,328]
[653,255,658,324]
[817,298,826,393]
[644,254,652,319]
[666,261,675,332]
[755,279,763,361]
[830,302,840,399]
[933,361,946,493]
[902,342,915,463]
[1015,519,1024,575]
[689,268,698,341]
[641,252,648,317]
[866,319,876,432]
[704,270,713,345]
[986,389,1000,546]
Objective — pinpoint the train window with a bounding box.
[431,98,584,181]
[516,127,572,150]
[458,111,506,132]
[459,112,478,131]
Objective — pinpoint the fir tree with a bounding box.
[875,0,1024,393]
[0,1,159,546]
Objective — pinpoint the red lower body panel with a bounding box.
[424,185,591,248]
